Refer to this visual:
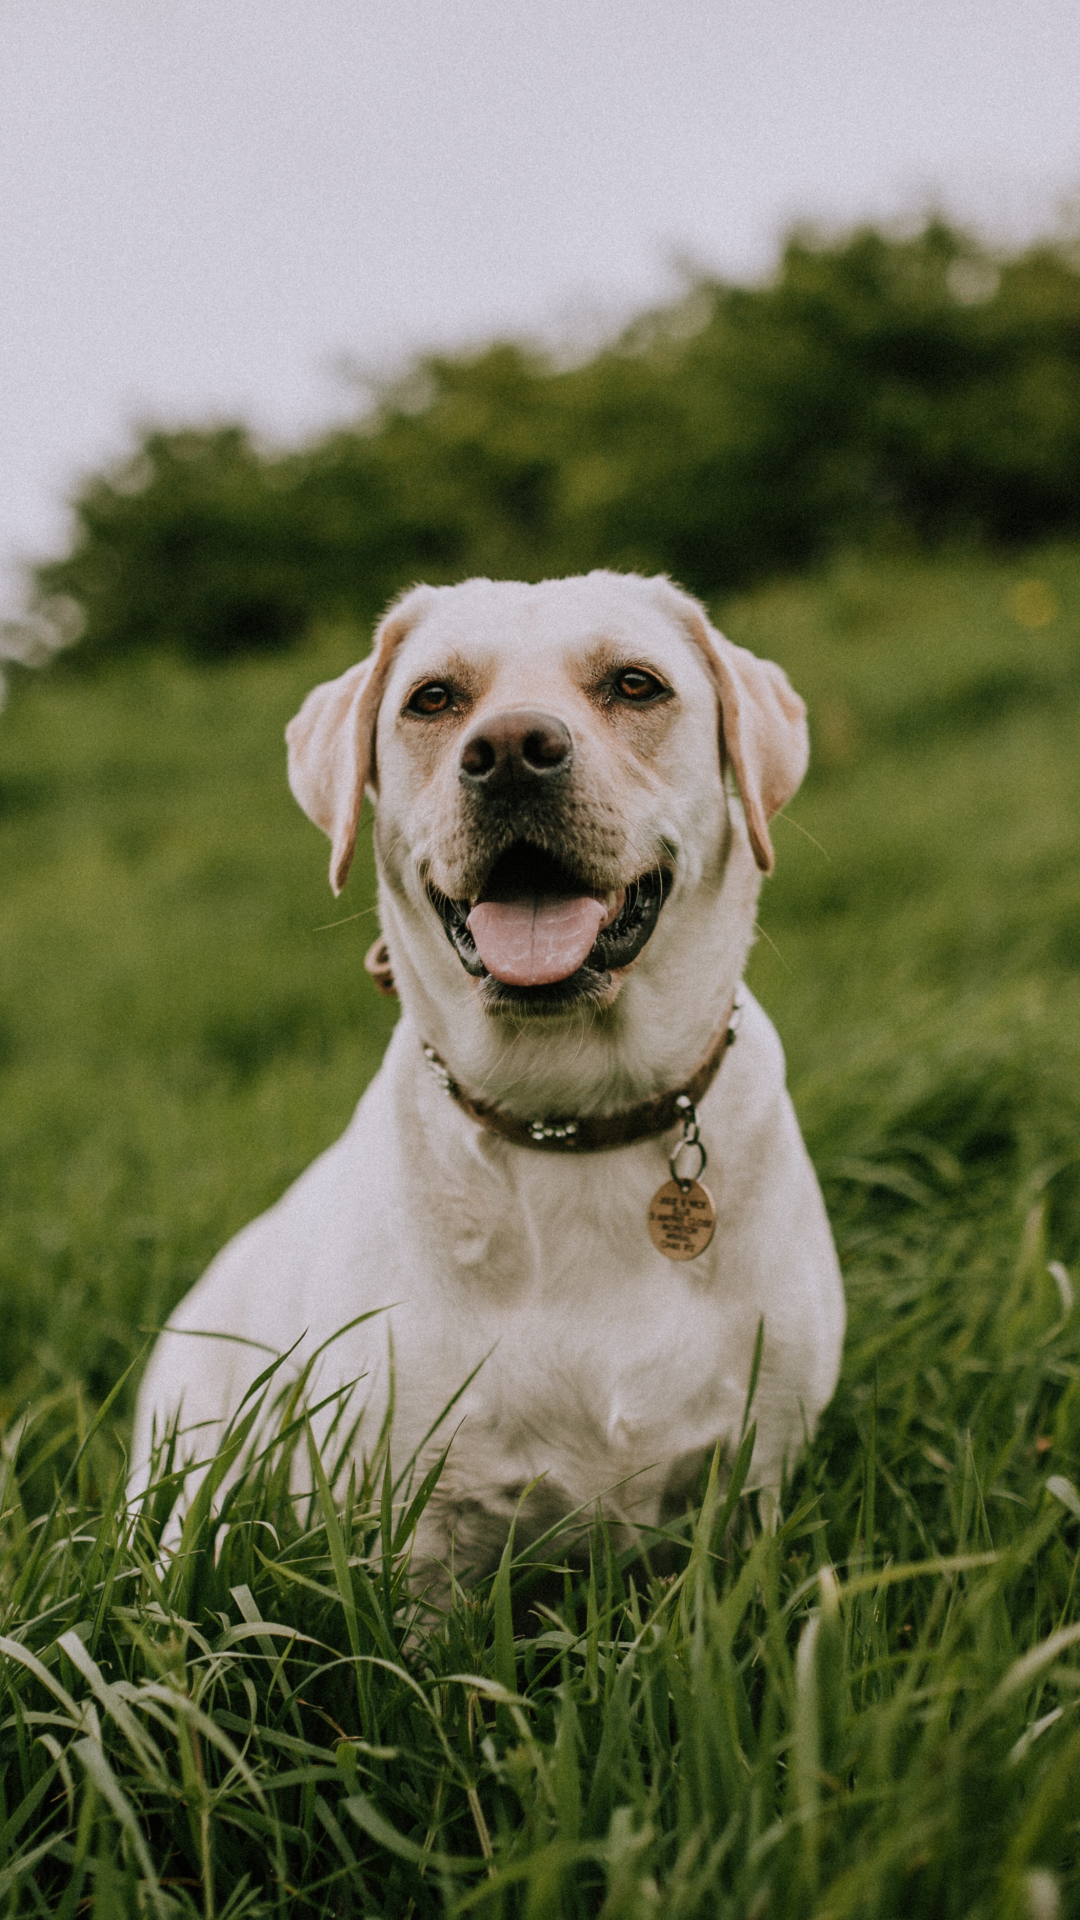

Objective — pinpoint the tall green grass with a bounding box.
[1,543,1079,1912]
[2,1262,1080,1917]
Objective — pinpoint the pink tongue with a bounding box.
[467,894,606,987]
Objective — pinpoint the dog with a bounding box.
[132,571,844,1592]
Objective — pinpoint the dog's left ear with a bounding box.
[286,585,434,894]
[656,582,809,874]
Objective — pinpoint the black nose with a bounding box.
[459,708,573,789]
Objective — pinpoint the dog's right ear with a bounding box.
[286,585,434,894]
[650,578,809,875]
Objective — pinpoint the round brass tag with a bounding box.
[647,1178,717,1262]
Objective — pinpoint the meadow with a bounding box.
[0,541,1079,1914]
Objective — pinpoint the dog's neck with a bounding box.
[376,831,762,1121]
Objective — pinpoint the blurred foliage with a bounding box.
[33,219,1080,661]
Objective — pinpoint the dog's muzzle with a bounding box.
[423,707,671,1009]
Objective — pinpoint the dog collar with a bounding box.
[418,992,741,1154]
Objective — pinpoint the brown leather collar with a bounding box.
[419,992,741,1153]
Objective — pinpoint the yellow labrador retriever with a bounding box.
[133,572,844,1585]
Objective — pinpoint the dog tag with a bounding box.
[648,1178,716,1261]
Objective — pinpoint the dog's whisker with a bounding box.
[772,809,831,859]
[312,905,380,932]
[753,922,793,973]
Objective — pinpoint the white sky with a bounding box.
[2,0,1079,618]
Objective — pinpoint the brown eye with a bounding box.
[407,682,453,716]
[613,668,667,703]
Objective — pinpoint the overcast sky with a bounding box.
[2,0,1079,619]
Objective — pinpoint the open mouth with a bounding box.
[428,842,668,1000]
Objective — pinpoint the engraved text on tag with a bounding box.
[647,1178,717,1261]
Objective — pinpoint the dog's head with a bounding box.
[287,573,807,1067]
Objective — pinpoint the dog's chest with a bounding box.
[404,1136,758,1479]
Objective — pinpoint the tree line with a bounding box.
[34,218,1080,661]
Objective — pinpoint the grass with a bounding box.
[1,541,1080,1912]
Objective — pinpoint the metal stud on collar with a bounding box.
[422,1044,458,1099]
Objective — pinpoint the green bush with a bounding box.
[34,221,1080,662]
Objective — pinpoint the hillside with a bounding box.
[1,542,1079,1912]
[2,542,1078,1409]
